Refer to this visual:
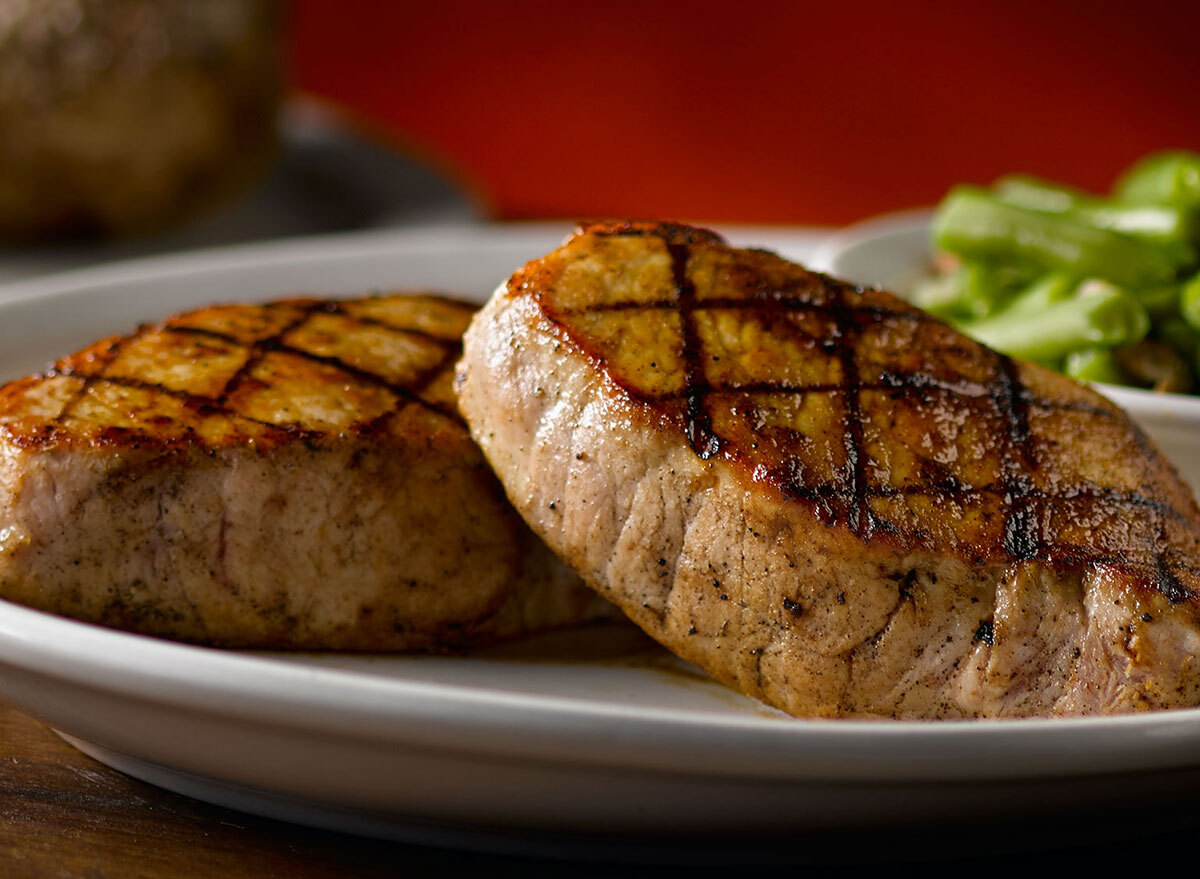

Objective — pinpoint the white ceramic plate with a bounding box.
[3,224,1200,858]
[811,211,1200,493]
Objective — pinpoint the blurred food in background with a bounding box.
[919,151,1200,394]
[0,0,283,241]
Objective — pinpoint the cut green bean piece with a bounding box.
[956,284,1150,362]
[1001,273,1076,317]
[994,175,1196,261]
[908,262,1027,318]
[932,187,1182,287]
[1071,202,1195,247]
[1064,347,1128,385]
[959,262,1013,318]
[908,269,966,316]
[1180,273,1200,330]
[1114,150,1200,208]
[994,175,1087,213]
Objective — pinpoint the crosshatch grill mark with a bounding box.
[53,301,467,431]
[53,325,154,425]
[667,242,721,460]
[215,301,337,403]
[172,314,464,423]
[828,289,871,537]
[992,353,1040,560]
[533,226,1200,601]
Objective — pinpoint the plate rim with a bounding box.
[6,595,1200,784]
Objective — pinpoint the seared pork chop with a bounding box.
[0,294,610,649]
[458,221,1200,718]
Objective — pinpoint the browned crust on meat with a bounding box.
[0,293,475,453]
[504,221,1200,612]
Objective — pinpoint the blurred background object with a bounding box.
[2,0,1197,282]
[0,0,283,240]
[290,0,1200,226]
[0,0,478,283]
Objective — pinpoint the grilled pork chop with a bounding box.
[0,294,610,649]
[458,220,1200,718]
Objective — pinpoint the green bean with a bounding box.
[994,175,1087,213]
[955,284,1149,363]
[1070,203,1195,257]
[1181,273,1200,331]
[908,270,964,316]
[960,262,1018,318]
[995,175,1194,247]
[908,262,1026,318]
[1064,347,1128,385]
[1000,273,1075,317]
[932,187,1181,287]
[994,174,1195,264]
[908,269,965,316]
[1114,150,1200,208]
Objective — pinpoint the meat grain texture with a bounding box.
[458,221,1200,718]
[0,294,609,649]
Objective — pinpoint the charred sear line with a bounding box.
[214,303,324,403]
[875,370,991,398]
[175,318,463,424]
[829,291,871,537]
[1155,555,1194,604]
[667,241,721,460]
[318,303,466,347]
[635,374,1119,425]
[992,354,1041,561]
[555,296,941,327]
[78,374,305,436]
[53,327,151,424]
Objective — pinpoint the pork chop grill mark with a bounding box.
[554,297,943,326]
[315,302,466,347]
[667,242,721,459]
[52,373,312,440]
[210,302,327,404]
[52,325,154,425]
[828,287,872,537]
[1009,353,1184,599]
[603,376,1121,424]
[992,354,1041,561]
[167,323,465,424]
[552,302,1126,424]
[1155,554,1194,604]
[44,302,466,442]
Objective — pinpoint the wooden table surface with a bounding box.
[0,698,564,879]
[3,692,1200,878]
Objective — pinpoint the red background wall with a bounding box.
[291,1,1200,226]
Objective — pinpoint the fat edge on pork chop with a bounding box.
[0,293,610,649]
[458,220,1200,719]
